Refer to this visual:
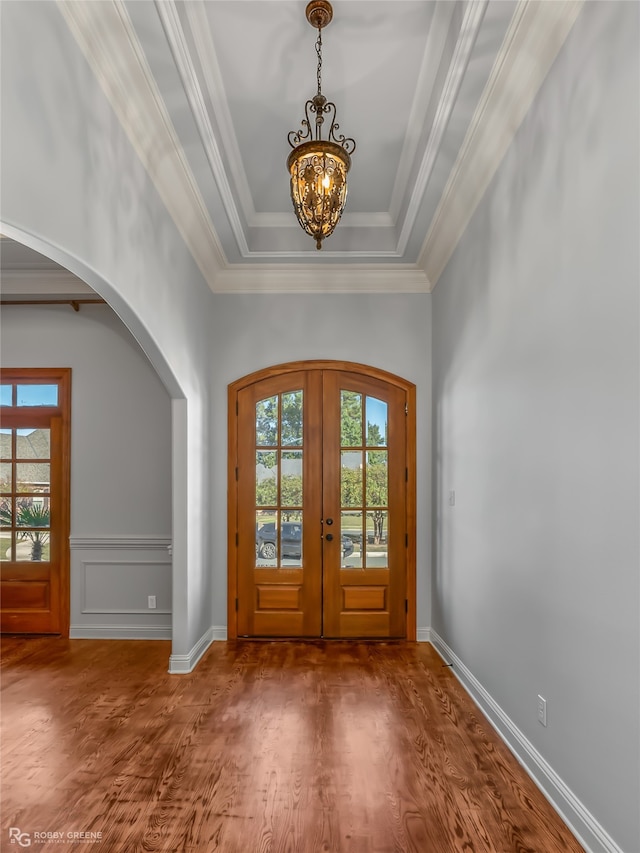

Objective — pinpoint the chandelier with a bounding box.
[287,0,356,250]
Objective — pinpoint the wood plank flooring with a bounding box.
[0,638,584,853]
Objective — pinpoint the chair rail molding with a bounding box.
[70,535,172,550]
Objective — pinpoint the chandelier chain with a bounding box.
[316,28,323,96]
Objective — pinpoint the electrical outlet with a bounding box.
[148,595,157,609]
[537,694,547,727]
[449,490,456,506]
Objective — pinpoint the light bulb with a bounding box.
[322,173,331,190]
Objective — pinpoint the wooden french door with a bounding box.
[229,362,415,639]
[0,369,71,635]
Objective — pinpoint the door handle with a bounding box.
[325,533,334,541]
[325,518,333,525]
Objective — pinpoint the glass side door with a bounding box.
[0,371,71,634]
[322,371,407,638]
[234,366,409,639]
[237,371,323,637]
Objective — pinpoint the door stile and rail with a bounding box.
[321,370,408,638]
[236,370,323,637]
[0,368,71,635]
[228,361,416,641]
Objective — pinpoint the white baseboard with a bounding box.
[428,629,624,853]
[416,626,431,642]
[168,625,226,674]
[69,624,171,640]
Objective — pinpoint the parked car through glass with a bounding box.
[256,522,354,560]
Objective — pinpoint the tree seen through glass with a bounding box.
[255,388,390,561]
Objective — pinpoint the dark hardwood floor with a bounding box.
[0,638,584,852]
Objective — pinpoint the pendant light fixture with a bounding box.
[287,0,356,250]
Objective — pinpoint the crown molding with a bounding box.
[397,0,489,255]
[388,1,456,224]
[211,265,431,295]
[250,211,395,230]
[57,0,226,291]
[155,0,249,256]
[181,0,256,234]
[419,0,584,287]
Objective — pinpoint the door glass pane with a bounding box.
[256,451,277,506]
[0,528,12,561]
[255,390,304,571]
[341,451,362,507]
[16,385,58,407]
[256,511,278,566]
[14,497,50,562]
[280,510,302,568]
[0,385,12,407]
[17,463,50,495]
[0,422,53,564]
[0,501,13,560]
[366,511,388,567]
[15,535,50,563]
[366,451,387,506]
[341,391,362,447]
[256,396,278,446]
[0,495,16,561]
[281,391,303,446]
[0,497,11,527]
[15,496,50,527]
[0,463,12,493]
[281,450,302,506]
[0,429,11,459]
[16,428,50,459]
[366,397,387,447]
[341,510,362,568]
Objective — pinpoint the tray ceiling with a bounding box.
[3,0,584,294]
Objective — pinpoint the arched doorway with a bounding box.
[0,226,185,662]
[228,361,416,640]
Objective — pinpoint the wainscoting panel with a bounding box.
[69,536,172,639]
[83,561,171,614]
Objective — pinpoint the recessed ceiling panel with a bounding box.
[201,1,435,217]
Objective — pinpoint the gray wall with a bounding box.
[3,1,637,847]
[209,292,432,630]
[0,303,173,636]
[1,0,215,661]
[431,4,639,852]
[0,0,434,653]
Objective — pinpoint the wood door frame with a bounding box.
[0,367,71,636]
[228,360,416,641]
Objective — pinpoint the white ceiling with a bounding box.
[1,0,584,296]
